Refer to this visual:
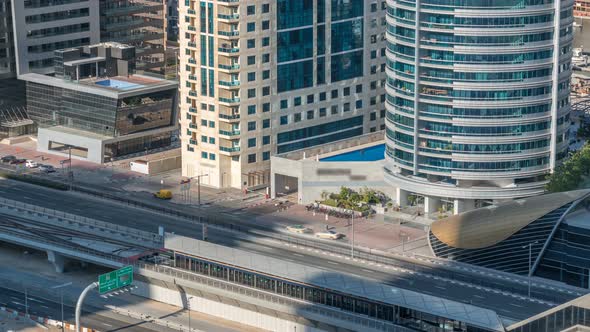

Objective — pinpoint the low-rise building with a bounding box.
[21,42,178,163]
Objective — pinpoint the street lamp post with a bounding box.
[196,174,208,206]
[350,212,355,259]
[522,241,539,298]
[51,282,72,332]
[187,295,193,332]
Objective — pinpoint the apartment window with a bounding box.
[209,137,215,144]
[248,138,256,148]
[248,154,256,163]
[331,89,338,99]
[280,115,288,125]
[201,135,207,143]
[201,119,207,126]
[371,50,377,59]
[201,152,208,159]
[262,37,270,47]
[319,108,327,117]
[294,113,302,122]
[380,109,386,118]
[307,94,314,104]
[263,119,270,128]
[247,72,256,82]
[248,121,256,131]
[247,56,256,65]
[356,100,363,109]
[356,84,363,93]
[370,127,377,133]
[209,153,216,160]
[262,70,270,80]
[209,105,215,112]
[262,21,270,30]
[262,54,270,63]
[247,22,256,32]
[263,151,270,161]
[208,121,215,128]
[247,39,255,48]
[294,97,301,106]
[331,105,338,115]
[262,4,270,13]
[343,87,350,96]
[370,112,377,121]
[280,99,288,109]
[262,86,270,96]
[263,103,270,112]
[247,5,255,15]
[307,110,314,120]
[263,135,270,145]
[248,89,256,98]
[248,105,256,115]
[343,103,350,112]
[319,92,326,101]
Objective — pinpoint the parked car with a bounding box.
[1,155,15,163]
[25,160,38,168]
[38,164,56,173]
[286,225,313,234]
[154,189,173,200]
[9,158,26,165]
[315,230,345,240]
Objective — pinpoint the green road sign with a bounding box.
[98,266,133,294]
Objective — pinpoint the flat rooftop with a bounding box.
[19,73,177,99]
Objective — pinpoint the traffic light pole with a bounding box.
[75,282,98,332]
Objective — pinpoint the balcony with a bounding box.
[219,146,241,155]
[188,58,197,64]
[189,107,198,114]
[218,13,239,20]
[219,130,240,138]
[219,113,240,122]
[189,139,198,145]
[188,41,197,48]
[218,30,239,37]
[219,97,240,104]
[189,91,197,97]
[188,74,197,81]
[219,80,240,88]
[218,46,240,54]
[218,64,240,71]
[188,25,197,31]
[189,123,198,129]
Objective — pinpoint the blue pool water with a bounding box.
[95,79,143,90]
[320,144,386,162]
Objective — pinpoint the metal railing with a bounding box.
[0,196,163,247]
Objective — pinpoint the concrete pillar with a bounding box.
[453,199,476,215]
[47,250,67,273]
[424,196,441,214]
[396,187,409,207]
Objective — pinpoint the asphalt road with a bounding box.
[0,286,169,332]
[0,179,561,320]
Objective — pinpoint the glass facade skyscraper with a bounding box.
[179,1,387,189]
[384,0,574,214]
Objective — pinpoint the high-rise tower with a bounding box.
[384,0,574,214]
[179,1,387,189]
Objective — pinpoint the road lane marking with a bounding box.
[509,303,524,308]
[328,261,339,265]
[292,253,304,257]
[362,269,374,273]
[435,285,446,290]
[473,295,485,299]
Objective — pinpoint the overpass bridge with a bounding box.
[0,196,588,332]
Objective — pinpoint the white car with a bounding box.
[25,160,38,168]
[315,230,344,240]
[286,225,312,234]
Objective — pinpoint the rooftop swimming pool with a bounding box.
[95,79,143,90]
[320,144,385,162]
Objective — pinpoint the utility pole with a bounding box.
[194,174,208,206]
[522,241,538,298]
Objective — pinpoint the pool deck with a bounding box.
[316,140,385,162]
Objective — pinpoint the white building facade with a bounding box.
[11,0,99,75]
[179,0,388,189]
[384,0,574,214]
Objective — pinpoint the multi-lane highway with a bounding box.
[0,179,579,322]
[0,286,167,332]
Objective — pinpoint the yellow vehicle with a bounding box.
[154,189,172,200]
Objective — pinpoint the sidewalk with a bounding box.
[0,310,58,332]
[0,244,264,332]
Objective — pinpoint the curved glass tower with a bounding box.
[384,0,574,214]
